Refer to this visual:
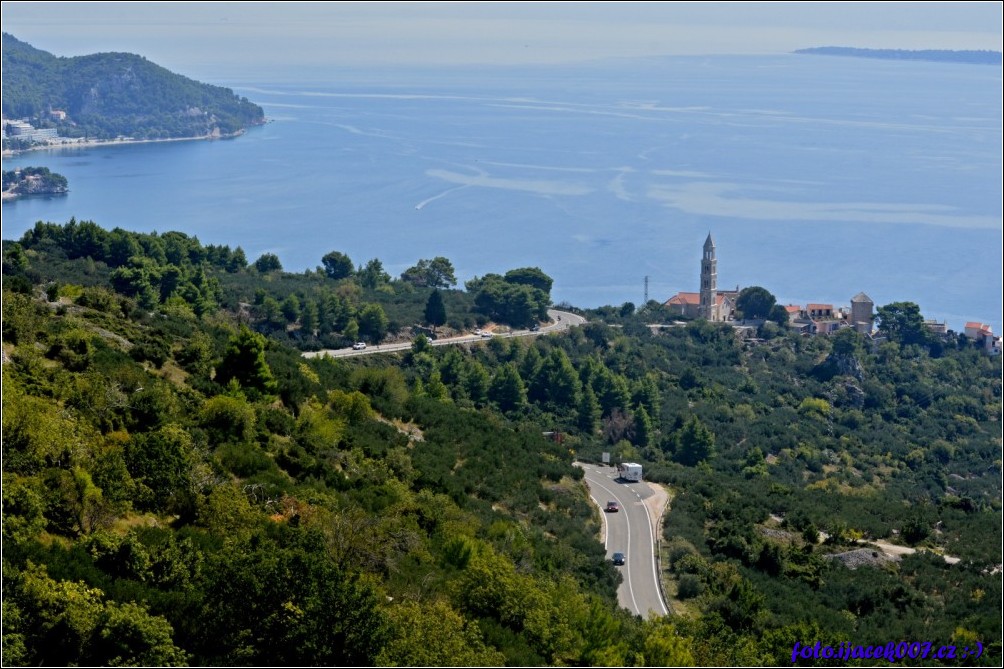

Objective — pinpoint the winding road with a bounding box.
[302,308,586,359]
[302,314,673,616]
[578,462,669,618]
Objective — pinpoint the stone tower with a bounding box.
[699,233,718,321]
[850,292,874,334]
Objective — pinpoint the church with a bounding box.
[664,233,738,321]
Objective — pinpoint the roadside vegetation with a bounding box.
[3,219,1000,665]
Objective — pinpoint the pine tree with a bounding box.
[488,363,526,413]
[577,386,601,433]
[300,300,319,336]
[281,294,301,323]
[425,370,450,401]
[673,416,715,466]
[634,405,654,448]
[541,348,580,410]
[464,360,490,406]
[215,326,277,396]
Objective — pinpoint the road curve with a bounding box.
[302,308,586,359]
[578,462,668,618]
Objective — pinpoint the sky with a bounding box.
[2,2,1002,81]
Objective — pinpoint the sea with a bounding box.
[3,54,1001,333]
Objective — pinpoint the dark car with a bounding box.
[605,500,620,512]
[612,552,626,566]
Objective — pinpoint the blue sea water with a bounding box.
[3,55,1001,332]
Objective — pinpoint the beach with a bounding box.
[1,128,245,158]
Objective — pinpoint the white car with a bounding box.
[351,342,367,350]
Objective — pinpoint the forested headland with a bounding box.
[2,166,68,199]
[2,219,1000,666]
[2,33,264,142]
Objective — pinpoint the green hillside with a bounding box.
[2,33,264,140]
[2,220,1001,666]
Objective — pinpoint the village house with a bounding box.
[663,235,874,336]
[656,236,1004,353]
[924,320,949,337]
[964,322,1001,354]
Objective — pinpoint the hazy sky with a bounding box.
[3,2,1002,81]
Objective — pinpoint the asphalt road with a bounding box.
[302,308,586,359]
[579,462,669,618]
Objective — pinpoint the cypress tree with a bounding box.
[424,289,447,334]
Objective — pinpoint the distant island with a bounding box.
[2,166,68,200]
[794,46,1002,65]
[1,33,264,152]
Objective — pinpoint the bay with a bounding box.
[3,55,1001,332]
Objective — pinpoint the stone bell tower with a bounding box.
[699,233,718,321]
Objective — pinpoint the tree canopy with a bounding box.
[468,272,551,328]
[357,258,390,289]
[321,251,355,280]
[253,253,282,273]
[3,216,1001,667]
[876,301,928,346]
[400,256,457,288]
[736,286,779,321]
[504,266,553,295]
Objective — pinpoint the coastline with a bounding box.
[1,129,246,158]
[2,188,68,202]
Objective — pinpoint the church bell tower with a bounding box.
[699,233,718,321]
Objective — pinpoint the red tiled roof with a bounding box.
[665,292,729,307]
[666,292,700,306]
[965,321,985,329]
[785,305,802,313]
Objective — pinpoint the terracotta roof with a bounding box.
[807,303,833,311]
[785,305,802,313]
[664,292,729,307]
[666,292,700,306]
[965,321,985,329]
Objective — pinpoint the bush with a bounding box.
[76,286,121,314]
[200,395,257,444]
[677,574,703,599]
[47,329,94,370]
[130,339,170,368]
[216,442,273,477]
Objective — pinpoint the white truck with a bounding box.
[618,462,643,482]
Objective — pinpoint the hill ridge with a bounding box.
[2,32,264,141]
